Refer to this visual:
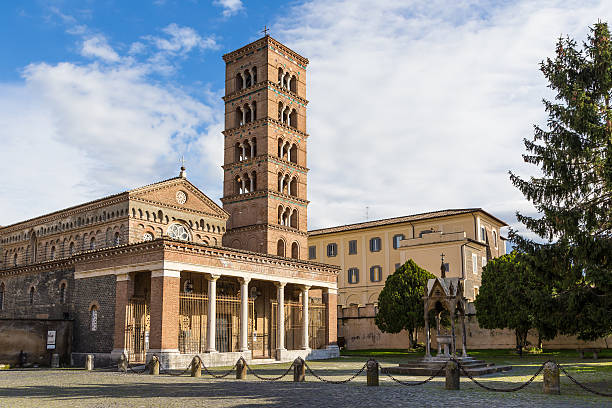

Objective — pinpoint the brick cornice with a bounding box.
[222,36,309,67]
[221,190,309,206]
[226,223,308,237]
[222,118,309,139]
[222,155,309,174]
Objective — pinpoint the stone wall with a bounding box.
[338,304,611,350]
[73,275,116,354]
[0,267,74,320]
[0,319,72,367]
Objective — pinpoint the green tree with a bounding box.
[474,252,557,354]
[509,22,612,340]
[375,259,435,348]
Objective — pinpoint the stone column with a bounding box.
[436,313,441,355]
[111,273,132,360]
[148,269,180,365]
[240,277,251,352]
[450,307,456,357]
[241,144,246,161]
[424,299,431,358]
[249,177,254,192]
[276,282,286,357]
[302,286,310,350]
[250,102,255,122]
[250,142,255,158]
[242,108,246,125]
[250,67,256,83]
[239,73,245,89]
[206,274,220,353]
[322,288,338,347]
[241,178,246,194]
[461,313,467,357]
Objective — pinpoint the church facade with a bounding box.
[0,36,340,368]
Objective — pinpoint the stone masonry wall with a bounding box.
[73,275,116,353]
[0,268,74,320]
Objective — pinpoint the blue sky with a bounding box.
[0,0,610,239]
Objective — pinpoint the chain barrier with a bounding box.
[243,358,295,381]
[200,358,240,379]
[380,361,448,386]
[558,363,612,397]
[303,360,367,384]
[158,357,194,377]
[453,358,548,392]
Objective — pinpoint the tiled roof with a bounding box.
[308,208,507,236]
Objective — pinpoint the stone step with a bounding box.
[381,364,512,377]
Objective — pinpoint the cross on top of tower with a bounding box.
[262,25,269,36]
[179,155,187,178]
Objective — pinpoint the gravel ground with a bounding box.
[0,359,610,407]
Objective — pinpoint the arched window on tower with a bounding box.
[289,177,298,197]
[278,138,284,158]
[236,107,243,127]
[278,68,283,86]
[251,66,257,84]
[0,282,5,311]
[277,239,285,257]
[236,72,243,90]
[114,232,121,246]
[250,171,257,191]
[244,70,252,87]
[69,242,75,256]
[13,253,17,266]
[29,286,35,305]
[50,246,56,260]
[290,144,298,164]
[290,75,297,93]
[90,237,96,250]
[289,109,298,128]
[235,175,243,195]
[290,209,298,228]
[291,242,299,259]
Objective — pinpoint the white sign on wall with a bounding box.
[47,330,56,350]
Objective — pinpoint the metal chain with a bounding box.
[303,360,367,384]
[380,361,448,386]
[244,359,295,381]
[200,359,239,379]
[453,358,548,392]
[159,359,193,377]
[558,363,612,397]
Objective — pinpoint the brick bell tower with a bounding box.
[221,35,309,259]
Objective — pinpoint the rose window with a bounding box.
[167,223,190,241]
[143,233,153,242]
[176,191,187,205]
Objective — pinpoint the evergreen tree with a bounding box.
[510,22,612,340]
[474,253,557,354]
[375,259,435,348]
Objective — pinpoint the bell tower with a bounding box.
[221,35,309,259]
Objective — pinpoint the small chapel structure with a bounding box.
[0,35,340,368]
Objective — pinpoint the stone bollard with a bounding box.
[191,356,202,378]
[542,362,560,394]
[85,354,94,371]
[236,358,247,380]
[51,354,60,368]
[149,355,160,375]
[366,359,379,386]
[118,353,128,373]
[293,357,306,382]
[445,361,460,390]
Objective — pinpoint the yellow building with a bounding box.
[307,208,507,307]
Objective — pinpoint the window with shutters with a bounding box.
[348,240,357,255]
[327,243,337,257]
[369,237,381,252]
[392,234,405,249]
[348,268,359,284]
[308,246,316,260]
[370,265,382,282]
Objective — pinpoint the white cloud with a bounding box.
[214,0,244,17]
[0,25,222,226]
[147,23,217,54]
[271,0,612,239]
[81,35,120,62]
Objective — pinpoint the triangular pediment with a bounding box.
[129,177,229,220]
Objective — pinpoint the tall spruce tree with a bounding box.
[510,22,612,340]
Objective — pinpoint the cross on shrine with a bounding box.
[262,25,269,36]
[180,155,186,169]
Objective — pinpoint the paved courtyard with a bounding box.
[0,358,610,407]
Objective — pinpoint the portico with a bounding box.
[75,238,339,369]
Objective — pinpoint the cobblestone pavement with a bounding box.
[0,359,610,407]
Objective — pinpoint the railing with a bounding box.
[179,293,254,353]
[271,301,328,350]
[125,299,149,363]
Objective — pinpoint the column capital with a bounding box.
[324,287,337,295]
[300,285,311,291]
[274,281,287,288]
[207,274,221,282]
[239,277,251,285]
